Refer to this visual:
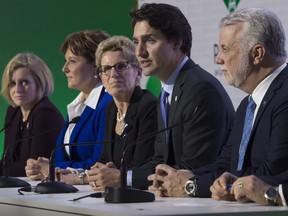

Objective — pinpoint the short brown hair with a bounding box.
[60,30,110,64]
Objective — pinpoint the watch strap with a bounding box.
[78,172,86,185]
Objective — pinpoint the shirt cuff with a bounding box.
[127,170,132,187]
[278,184,287,206]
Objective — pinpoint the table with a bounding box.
[0,178,287,216]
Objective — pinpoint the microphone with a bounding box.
[35,124,132,194]
[0,121,13,133]
[0,116,81,188]
[0,127,5,133]
[104,106,198,203]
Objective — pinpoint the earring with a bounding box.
[94,74,98,79]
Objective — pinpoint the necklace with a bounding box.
[116,111,127,134]
[116,111,126,123]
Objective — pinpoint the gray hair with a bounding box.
[219,8,287,61]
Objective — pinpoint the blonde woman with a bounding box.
[86,36,157,190]
[1,53,64,177]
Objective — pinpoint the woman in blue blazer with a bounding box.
[25,30,112,182]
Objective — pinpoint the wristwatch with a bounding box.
[185,177,198,197]
[78,172,86,185]
[264,186,279,206]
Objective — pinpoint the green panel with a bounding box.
[0,0,137,157]
[146,76,161,97]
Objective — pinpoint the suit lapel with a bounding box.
[164,59,196,162]
[252,66,288,133]
[233,66,288,172]
[69,106,93,143]
[106,86,144,160]
[122,86,143,151]
[105,103,117,160]
[168,60,195,126]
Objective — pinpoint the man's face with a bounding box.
[132,20,177,82]
[216,23,252,89]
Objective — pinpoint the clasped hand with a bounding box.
[148,164,193,197]
[86,161,120,191]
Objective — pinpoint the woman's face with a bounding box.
[9,67,38,110]
[99,51,141,99]
[62,48,96,94]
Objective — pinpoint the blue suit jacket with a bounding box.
[195,65,288,197]
[55,88,112,169]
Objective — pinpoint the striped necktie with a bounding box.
[237,96,256,171]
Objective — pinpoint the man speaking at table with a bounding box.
[128,3,235,190]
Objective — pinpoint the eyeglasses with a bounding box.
[98,61,130,76]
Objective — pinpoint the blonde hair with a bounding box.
[1,53,54,106]
[95,35,140,69]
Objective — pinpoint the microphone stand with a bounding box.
[35,124,132,194]
[0,116,81,188]
[0,122,29,187]
[104,107,198,203]
[35,155,79,194]
[104,136,154,203]
[0,161,30,188]
[104,158,155,203]
[0,127,5,133]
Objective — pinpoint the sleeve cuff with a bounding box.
[278,184,287,206]
[127,170,132,187]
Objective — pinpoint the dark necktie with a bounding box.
[160,89,170,144]
[160,89,170,128]
[237,96,256,171]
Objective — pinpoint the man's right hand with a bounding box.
[148,164,193,197]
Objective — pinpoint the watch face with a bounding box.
[265,187,278,200]
[185,180,197,197]
[186,182,195,192]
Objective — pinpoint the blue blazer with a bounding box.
[55,88,112,169]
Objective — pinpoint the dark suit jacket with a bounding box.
[195,65,288,197]
[99,86,157,169]
[132,58,235,189]
[257,176,288,204]
[0,97,64,177]
[55,88,112,169]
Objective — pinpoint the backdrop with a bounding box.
[139,0,288,108]
[0,0,142,156]
[2,0,287,157]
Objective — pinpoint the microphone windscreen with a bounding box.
[122,124,132,135]
[69,116,81,124]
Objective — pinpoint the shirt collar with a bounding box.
[68,82,103,110]
[161,56,189,96]
[252,63,287,108]
[84,82,103,109]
